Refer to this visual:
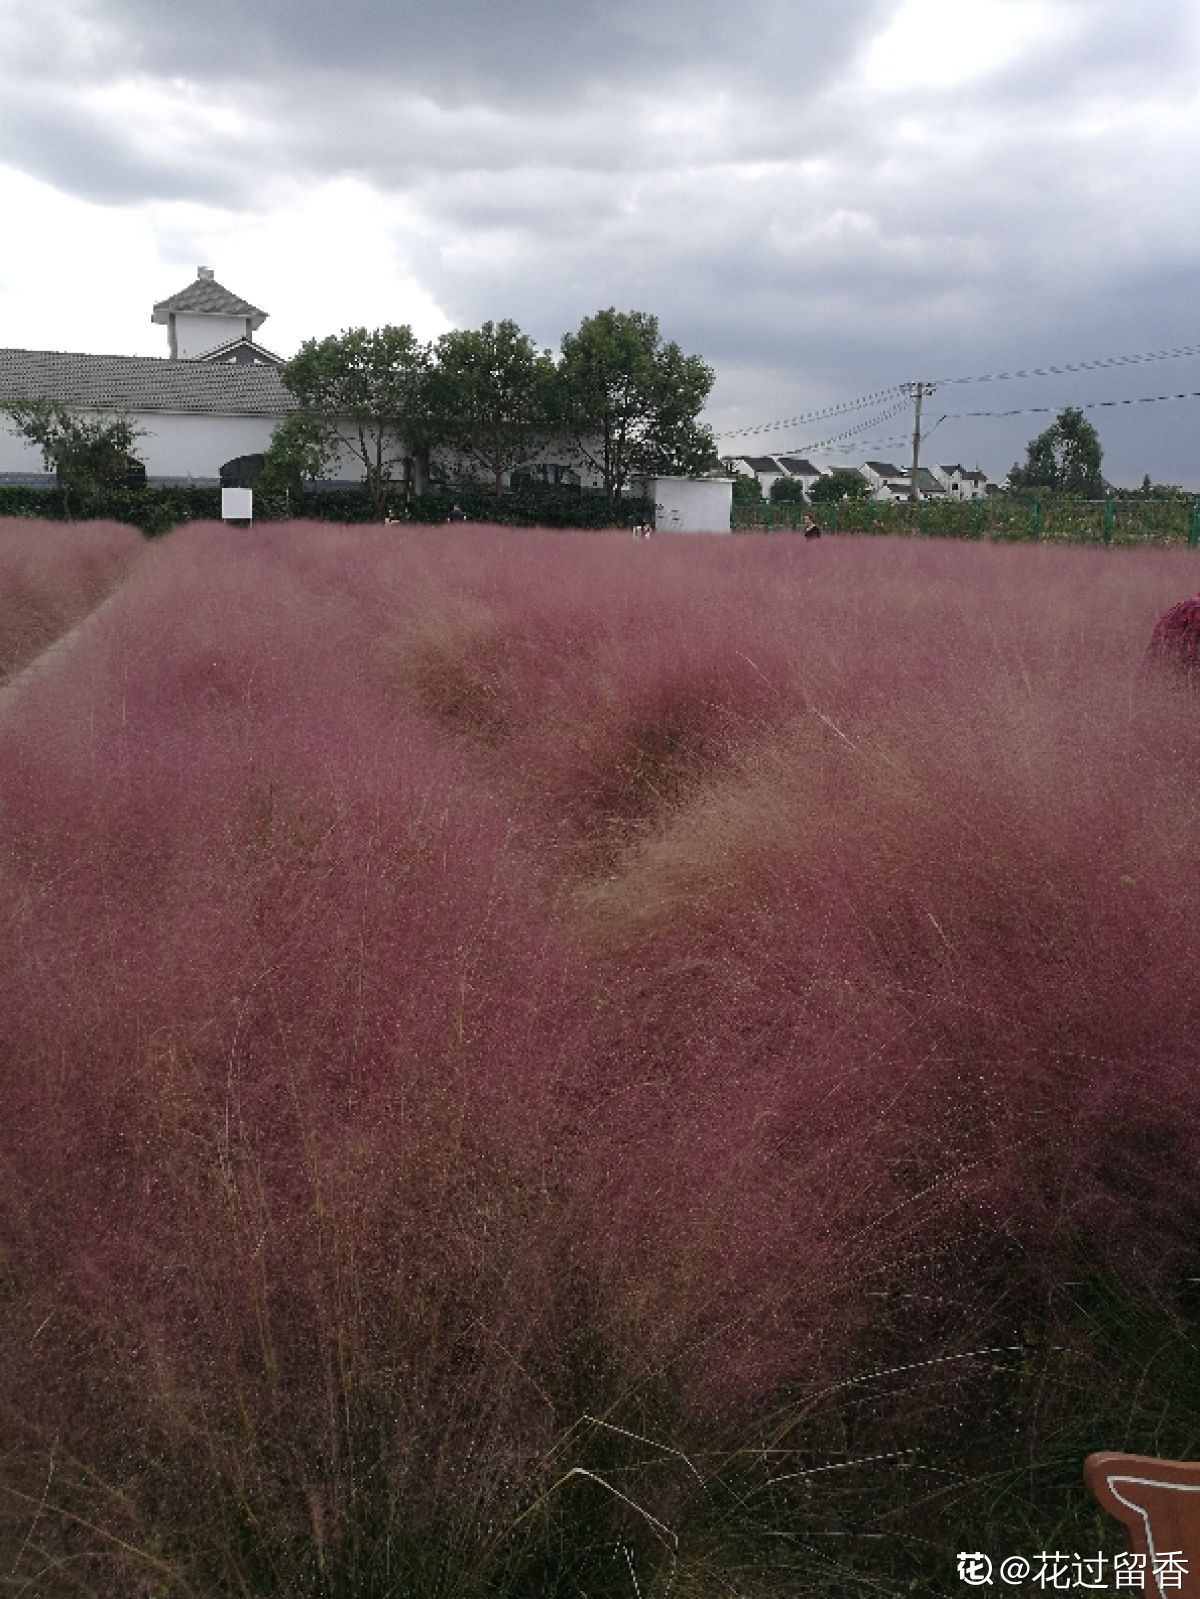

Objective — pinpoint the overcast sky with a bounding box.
[1,0,1198,487]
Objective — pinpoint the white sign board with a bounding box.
[221,487,253,521]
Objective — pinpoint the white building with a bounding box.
[0,268,296,487]
[772,455,823,495]
[931,464,994,500]
[723,454,787,496]
[632,474,734,533]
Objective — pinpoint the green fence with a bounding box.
[731,496,1200,548]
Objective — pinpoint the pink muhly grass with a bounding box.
[0,516,145,682]
[4,522,1200,1585]
[564,538,1200,1363]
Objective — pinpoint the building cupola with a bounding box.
[151,268,268,360]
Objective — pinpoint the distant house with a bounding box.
[773,456,823,494]
[860,461,948,501]
[932,464,994,500]
[860,461,911,500]
[723,454,785,496]
[724,454,832,499]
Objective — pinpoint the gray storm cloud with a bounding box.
[1,0,1199,483]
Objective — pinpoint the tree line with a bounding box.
[263,309,718,518]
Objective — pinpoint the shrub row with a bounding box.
[0,482,655,535]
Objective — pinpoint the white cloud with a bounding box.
[861,0,1059,90]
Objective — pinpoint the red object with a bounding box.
[1084,1453,1200,1595]
[1146,593,1200,677]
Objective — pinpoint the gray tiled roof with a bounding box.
[0,349,295,416]
[775,456,819,475]
[151,274,267,326]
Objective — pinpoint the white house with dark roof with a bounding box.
[860,460,910,499]
[723,454,787,495]
[0,268,300,487]
[773,456,822,493]
[932,464,994,500]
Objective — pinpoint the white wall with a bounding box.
[635,475,734,534]
[123,411,283,480]
[0,422,46,478]
[0,408,286,484]
[174,313,251,359]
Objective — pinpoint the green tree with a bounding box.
[809,468,870,504]
[424,320,558,496]
[1135,474,1188,500]
[259,411,341,500]
[769,475,807,504]
[1009,407,1104,497]
[731,471,763,506]
[557,309,717,509]
[280,326,430,518]
[1,399,145,517]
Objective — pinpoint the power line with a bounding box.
[724,397,912,458]
[715,384,909,441]
[934,342,1200,386]
[939,390,1200,420]
[716,337,1200,443]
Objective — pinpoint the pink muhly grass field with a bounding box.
[2,519,1200,1591]
[0,516,145,683]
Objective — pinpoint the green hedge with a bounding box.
[0,483,656,536]
[0,483,222,535]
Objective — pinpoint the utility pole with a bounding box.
[908,381,927,504]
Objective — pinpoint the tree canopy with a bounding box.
[1,399,145,517]
[769,475,808,504]
[268,309,718,515]
[423,320,557,496]
[556,309,717,508]
[280,326,430,517]
[1009,407,1104,497]
[809,468,870,504]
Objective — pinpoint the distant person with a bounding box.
[802,513,822,540]
[448,504,467,522]
[1145,590,1200,681]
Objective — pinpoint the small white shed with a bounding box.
[633,475,734,534]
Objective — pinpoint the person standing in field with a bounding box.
[802,513,822,540]
[1145,591,1200,681]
